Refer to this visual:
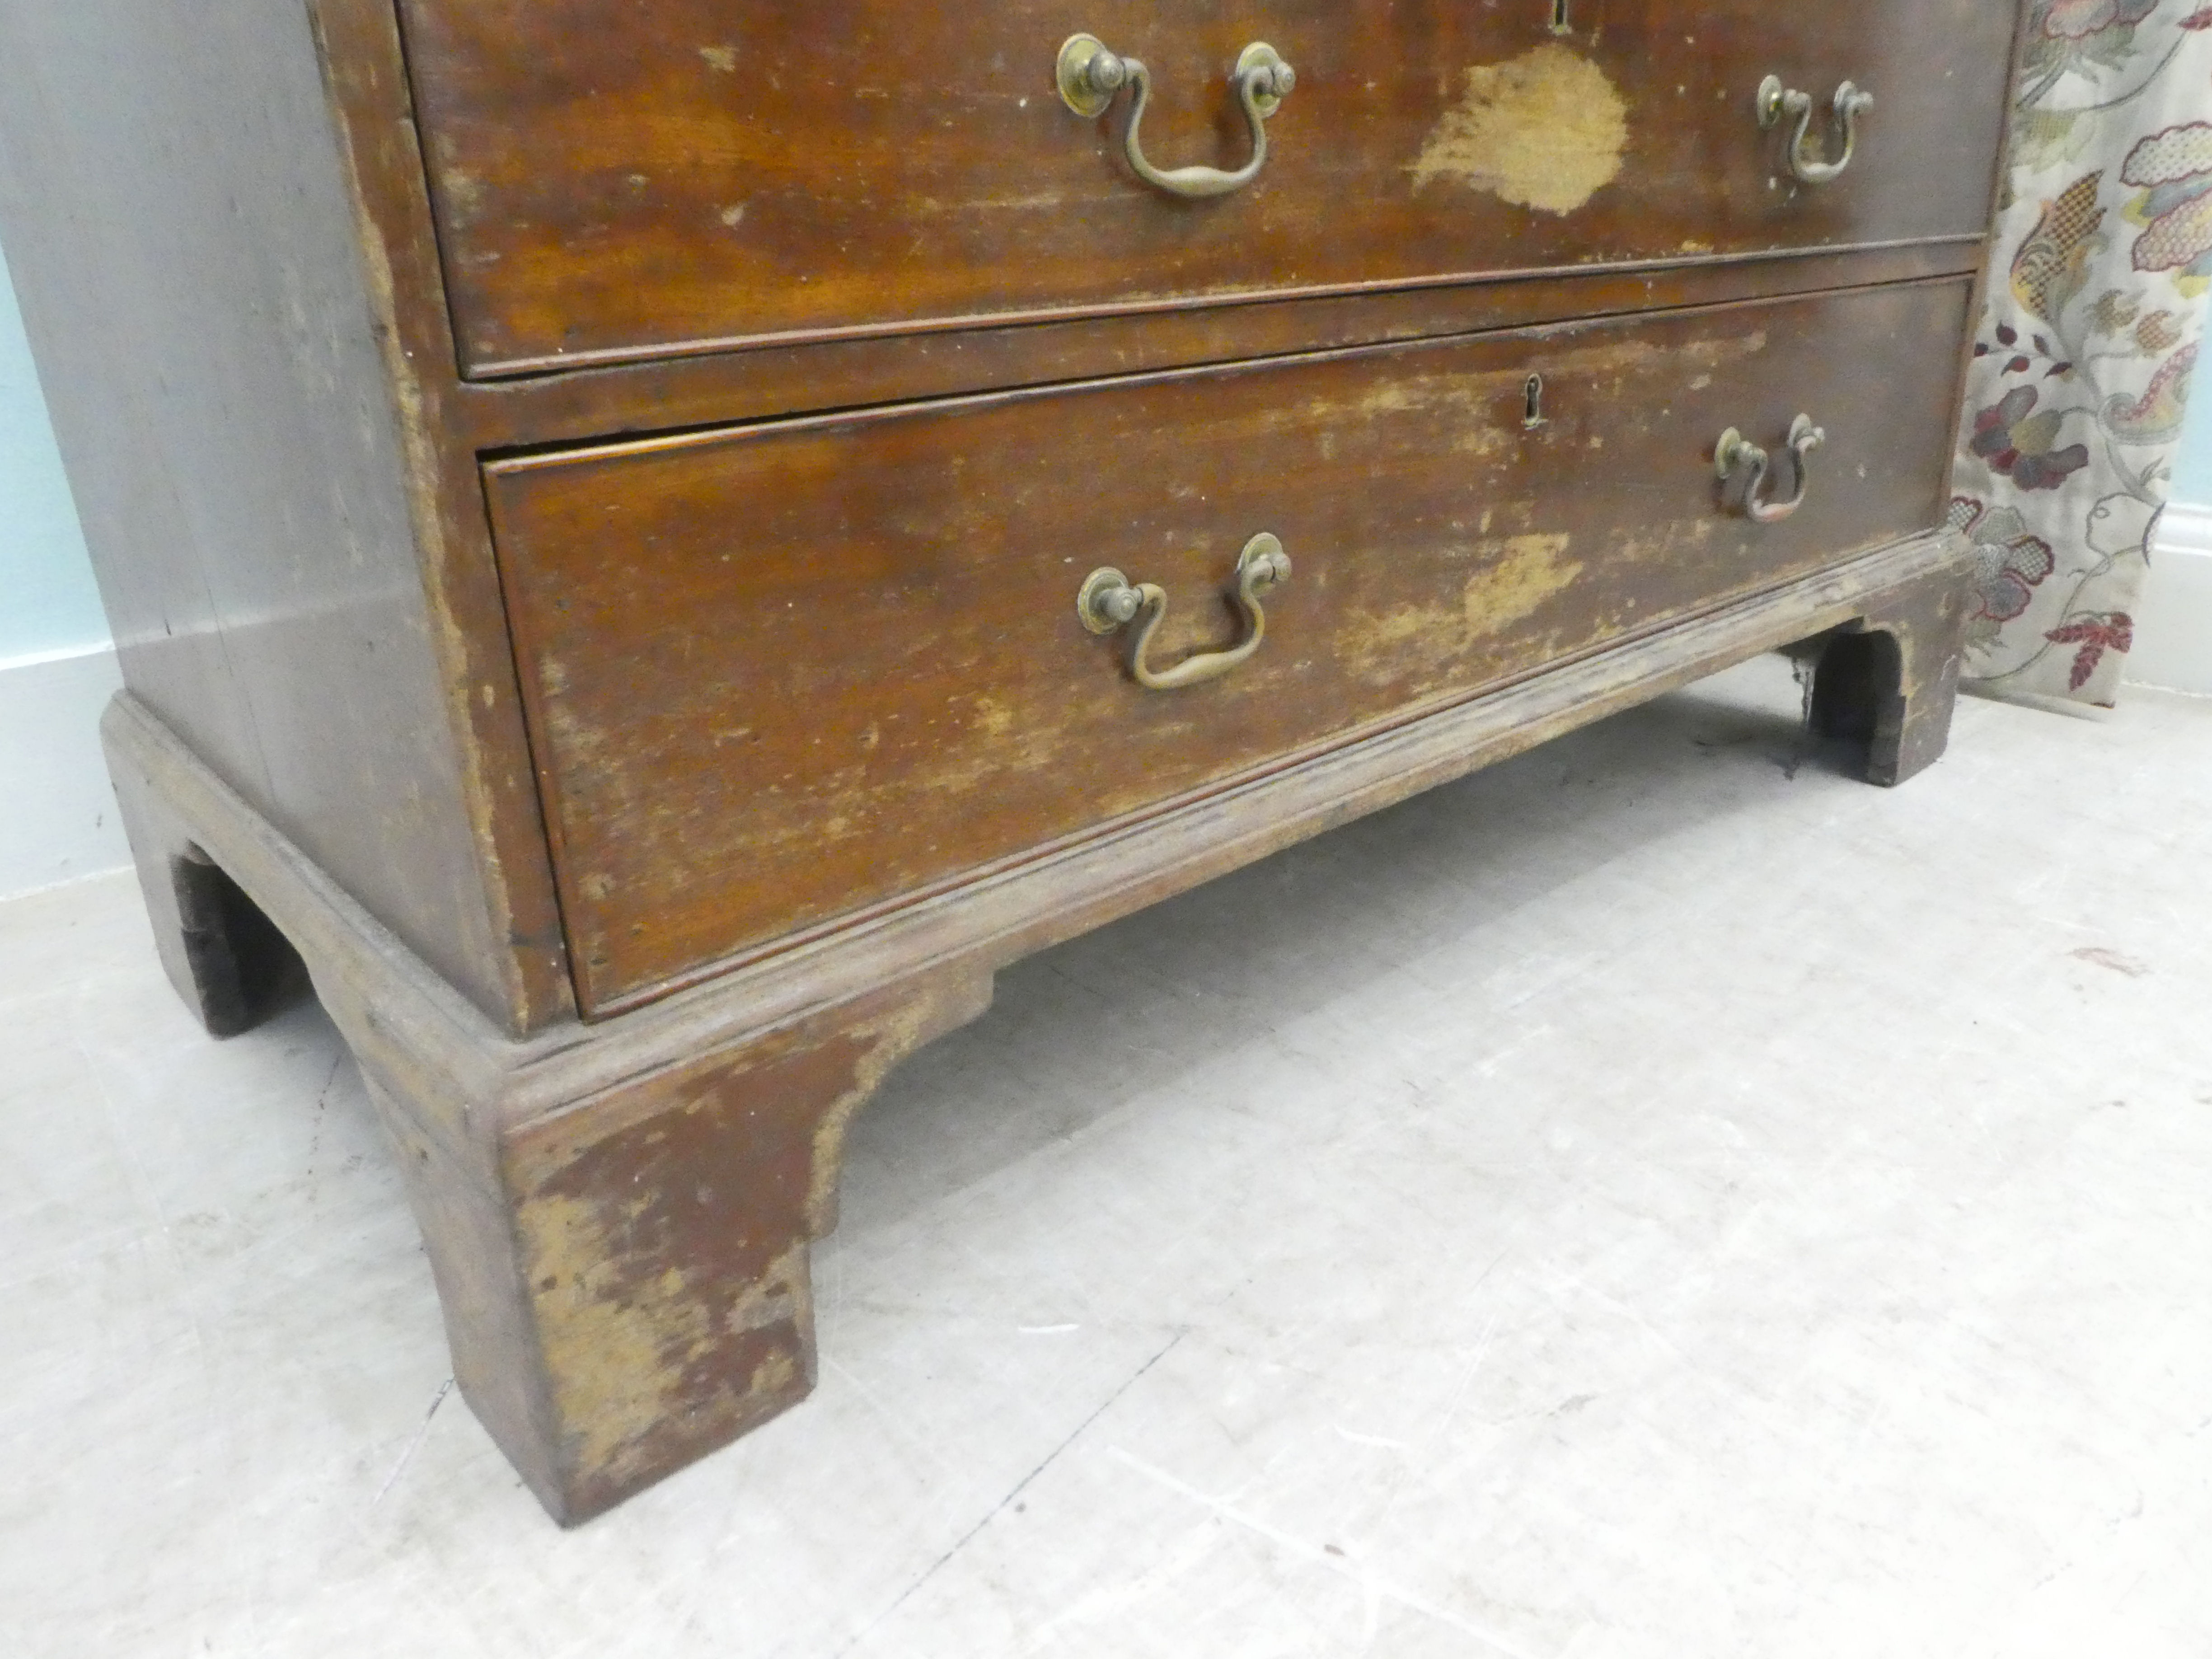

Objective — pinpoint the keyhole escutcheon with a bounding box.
[1523,373,1549,431]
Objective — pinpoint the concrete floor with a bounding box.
[5,656,2210,1658]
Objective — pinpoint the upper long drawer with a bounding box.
[397,1,2017,377]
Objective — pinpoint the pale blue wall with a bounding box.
[1,241,108,664]
[2172,368,2212,509]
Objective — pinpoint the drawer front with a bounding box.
[487,278,1973,1012]
[404,1,2014,375]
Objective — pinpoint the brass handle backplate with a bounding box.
[1058,34,1295,200]
[1716,415,1824,525]
[1078,534,1291,690]
[1758,76,1872,185]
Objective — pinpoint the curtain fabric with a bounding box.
[1954,1,2212,705]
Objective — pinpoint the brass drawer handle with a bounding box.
[1078,534,1291,690]
[1758,76,1873,186]
[1058,34,1295,200]
[1716,414,1824,525]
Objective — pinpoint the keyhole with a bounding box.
[1523,374,1549,431]
[1549,0,1571,34]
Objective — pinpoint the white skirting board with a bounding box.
[2129,502,2212,695]
[0,644,130,899]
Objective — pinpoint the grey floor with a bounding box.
[6,656,2210,1659]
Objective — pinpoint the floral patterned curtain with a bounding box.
[1955,1,2212,704]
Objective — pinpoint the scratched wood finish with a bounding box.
[105,523,1975,1520]
[465,242,1977,451]
[397,0,2014,376]
[487,278,1973,1012]
[0,0,567,1031]
[7,0,2016,1526]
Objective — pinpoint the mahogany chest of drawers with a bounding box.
[0,0,2022,1521]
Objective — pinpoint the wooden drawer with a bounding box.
[487,277,1972,1012]
[402,1,2014,376]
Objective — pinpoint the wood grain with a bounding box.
[459,241,1983,451]
[396,0,2016,375]
[23,0,2015,1523]
[487,278,1975,1012]
[0,0,545,1028]
[102,516,1973,1518]
[310,0,581,1029]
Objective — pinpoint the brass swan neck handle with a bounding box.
[1078,534,1292,690]
[1716,415,1825,525]
[1759,77,1873,186]
[1059,35,1295,201]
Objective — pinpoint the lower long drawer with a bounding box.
[487,278,1973,1013]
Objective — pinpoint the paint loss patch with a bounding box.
[1411,44,1628,216]
[1464,533,1582,629]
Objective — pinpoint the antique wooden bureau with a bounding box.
[0,1,2022,1521]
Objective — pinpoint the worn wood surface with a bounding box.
[0,0,557,1029]
[25,0,2014,1523]
[395,0,2016,375]
[101,520,1976,1519]
[0,0,2013,1043]
[1810,569,1973,788]
[487,278,1973,1012]
[460,241,1982,450]
[107,759,310,1040]
[489,974,991,1521]
[314,0,1998,463]
[309,0,581,1029]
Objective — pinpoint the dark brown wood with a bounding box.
[394,0,2016,376]
[0,0,557,1029]
[360,971,996,1524]
[1809,567,1971,787]
[487,277,1974,1012]
[483,975,992,1521]
[103,688,994,1525]
[310,0,580,1029]
[108,758,309,1039]
[12,0,2020,1523]
[102,523,1975,1520]
[459,241,1982,451]
[308,0,1990,471]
